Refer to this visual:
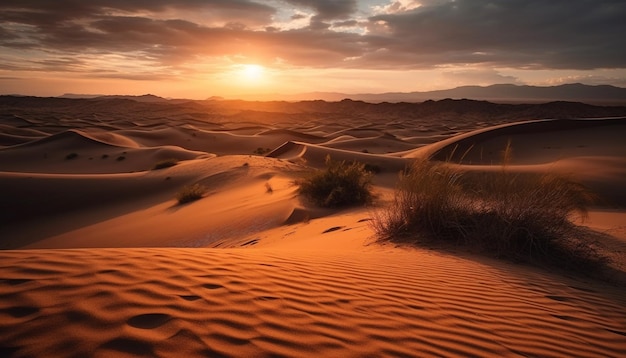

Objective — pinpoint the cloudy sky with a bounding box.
[1,0,625,99]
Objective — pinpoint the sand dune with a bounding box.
[1,97,625,357]
[0,129,210,174]
[416,117,626,206]
[1,243,625,357]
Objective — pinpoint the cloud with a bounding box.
[0,0,625,79]
[0,1,277,28]
[283,0,358,20]
[366,0,626,69]
[439,69,522,86]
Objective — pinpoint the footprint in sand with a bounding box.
[322,226,345,233]
[127,313,171,329]
[3,306,40,318]
[1,278,32,286]
[203,283,224,290]
[241,239,259,246]
[551,314,576,321]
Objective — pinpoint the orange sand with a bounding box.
[1,98,625,357]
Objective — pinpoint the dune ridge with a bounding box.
[1,97,625,357]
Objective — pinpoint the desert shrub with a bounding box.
[298,155,373,208]
[152,159,178,170]
[363,163,382,174]
[176,184,206,204]
[371,158,602,270]
[253,147,272,155]
[65,152,78,160]
[116,155,126,161]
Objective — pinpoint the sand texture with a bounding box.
[1,97,626,357]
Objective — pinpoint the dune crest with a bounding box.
[1,97,625,357]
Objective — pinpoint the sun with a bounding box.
[238,64,264,82]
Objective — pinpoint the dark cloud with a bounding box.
[0,0,625,76]
[367,0,626,69]
[0,0,276,27]
[283,0,357,20]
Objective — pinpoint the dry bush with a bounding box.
[371,158,604,271]
[298,155,373,208]
[176,184,206,204]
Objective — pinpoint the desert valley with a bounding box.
[0,94,625,357]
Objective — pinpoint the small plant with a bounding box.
[116,155,126,161]
[65,153,78,160]
[363,163,382,174]
[298,155,373,208]
[176,184,206,204]
[152,159,179,170]
[371,158,603,272]
[253,147,272,155]
[101,154,109,159]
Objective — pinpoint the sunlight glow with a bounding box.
[239,64,264,82]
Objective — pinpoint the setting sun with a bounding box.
[239,64,264,83]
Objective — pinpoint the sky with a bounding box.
[1,0,625,99]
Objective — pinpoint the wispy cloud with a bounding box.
[0,0,625,90]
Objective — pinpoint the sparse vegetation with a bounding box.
[253,147,272,155]
[65,152,78,160]
[371,158,604,271]
[152,158,179,170]
[101,154,109,159]
[176,184,206,204]
[298,155,373,208]
[363,163,382,174]
[116,155,126,161]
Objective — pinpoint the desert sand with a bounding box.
[1,96,625,357]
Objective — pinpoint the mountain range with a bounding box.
[238,83,626,105]
[55,83,626,105]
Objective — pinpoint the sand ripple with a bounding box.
[1,248,624,357]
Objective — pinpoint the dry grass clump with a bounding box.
[372,158,603,270]
[152,158,179,170]
[298,155,373,208]
[176,184,206,204]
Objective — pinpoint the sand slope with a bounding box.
[1,242,625,357]
[1,98,625,357]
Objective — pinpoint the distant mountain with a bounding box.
[59,93,106,99]
[236,84,626,105]
[93,94,168,103]
[58,93,169,103]
[4,95,626,126]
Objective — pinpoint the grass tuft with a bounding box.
[176,184,206,204]
[371,158,603,271]
[298,155,373,208]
